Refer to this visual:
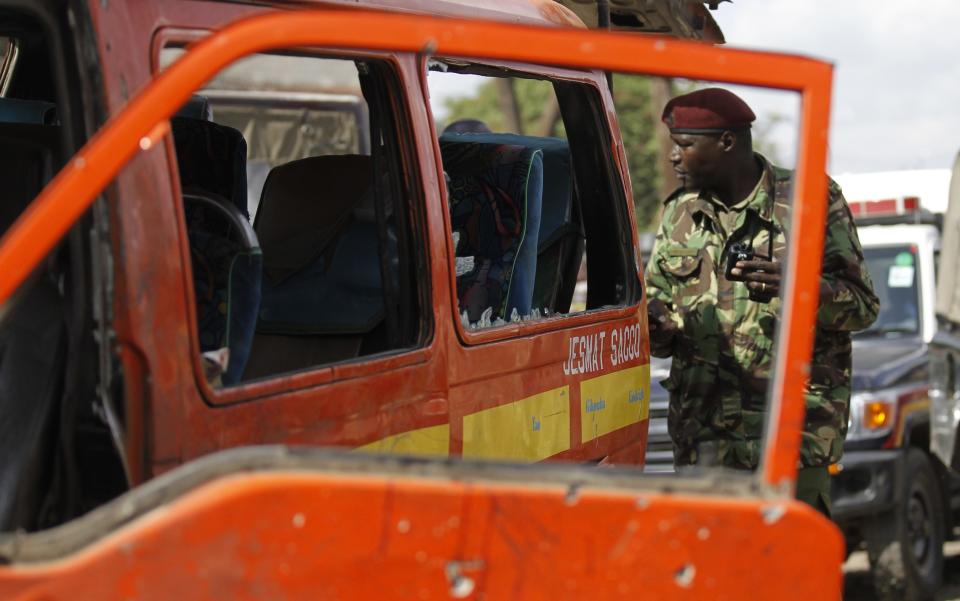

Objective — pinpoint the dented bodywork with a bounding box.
[0,448,841,600]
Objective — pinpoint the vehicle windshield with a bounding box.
[855,245,921,338]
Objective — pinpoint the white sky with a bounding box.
[428,1,960,175]
[712,0,960,174]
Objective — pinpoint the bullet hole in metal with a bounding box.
[761,504,787,525]
[674,563,696,588]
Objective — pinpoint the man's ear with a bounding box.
[718,130,737,152]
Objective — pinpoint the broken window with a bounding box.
[426,61,640,332]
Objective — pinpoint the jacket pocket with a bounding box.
[719,393,743,430]
[659,249,712,299]
[660,252,702,279]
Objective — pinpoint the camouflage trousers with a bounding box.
[672,434,763,470]
[675,440,832,517]
[795,466,831,517]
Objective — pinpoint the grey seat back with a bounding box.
[244,154,390,379]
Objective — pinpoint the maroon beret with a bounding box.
[661,88,756,134]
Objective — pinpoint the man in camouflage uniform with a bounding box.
[646,88,879,514]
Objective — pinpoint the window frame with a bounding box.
[152,28,434,407]
[0,36,19,97]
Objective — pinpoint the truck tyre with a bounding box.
[865,449,944,601]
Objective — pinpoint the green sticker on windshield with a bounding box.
[894,252,914,266]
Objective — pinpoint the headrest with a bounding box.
[439,132,568,179]
[439,136,551,209]
[171,117,249,218]
[255,154,372,283]
[440,132,571,244]
[0,98,57,125]
[439,132,568,173]
[176,95,213,121]
[443,118,491,135]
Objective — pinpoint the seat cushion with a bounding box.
[244,154,392,377]
[256,221,387,335]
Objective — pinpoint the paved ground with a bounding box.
[843,541,960,600]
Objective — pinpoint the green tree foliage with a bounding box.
[442,78,561,136]
[610,74,662,232]
[442,80,509,132]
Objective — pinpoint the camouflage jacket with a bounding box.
[646,155,879,469]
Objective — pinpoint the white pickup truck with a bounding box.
[829,169,960,599]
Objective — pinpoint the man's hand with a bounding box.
[729,259,781,301]
[647,298,679,346]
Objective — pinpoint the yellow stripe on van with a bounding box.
[580,364,650,443]
[357,423,450,457]
[463,387,570,461]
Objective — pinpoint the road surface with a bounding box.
[843,541,960,600]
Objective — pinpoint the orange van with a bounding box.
[0,0,656,532]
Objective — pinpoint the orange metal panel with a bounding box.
[0,8,840,597]
[0,468,843,600]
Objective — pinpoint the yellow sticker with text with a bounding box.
[580,364,650,443]
[357,423,450,457]
[463,386,570,461]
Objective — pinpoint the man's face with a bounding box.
[668,132,724,191]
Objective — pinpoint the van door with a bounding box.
[0,1,125,532]
[0,8,842,599]
[147,41,448,470]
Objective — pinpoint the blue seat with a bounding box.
[256,220,387,336]
[440,132,577,313]
[172,104,261,385]
[182,192,262,386]
[439,137,544,323]
[0,97,57,125]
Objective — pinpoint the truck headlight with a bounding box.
[848,391,898,441]
[863,399,895,430]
